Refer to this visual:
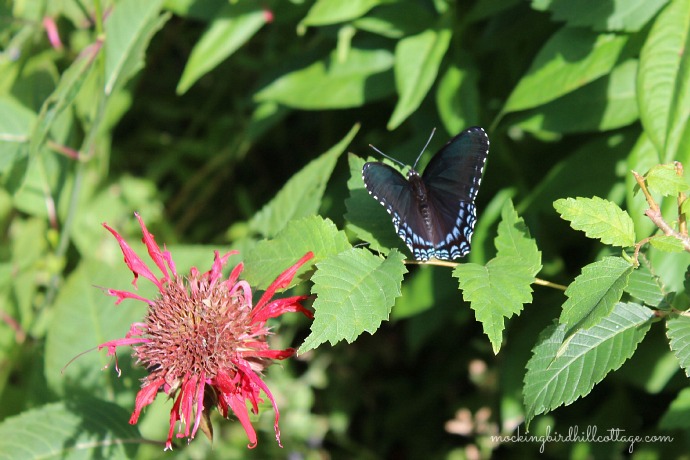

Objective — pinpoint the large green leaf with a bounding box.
[176,2,267,94]
[637,0,690,162]
[531,0,668,32]
[249,124,359,238]
[388,22,451,129]
[255,47,394,109]
[300,249,407,352]
[244,215,351,290]
[558,256,633,331]
[104,0,168,95]
[503,27,628,113]
[0,399,140,459]
[524,302,653,427]
[554,196,636,247]
[514,59,639,134]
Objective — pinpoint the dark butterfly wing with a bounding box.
[362,162,431,255]
[421,126,489,259]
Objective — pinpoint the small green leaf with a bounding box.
[177,3,267,94]
[435,58,480,135]
[531,0,668,32]
[29,44,99,158]
[650,235,686,253]
[352,3,432,38]
[455,256,534,354]
[387,22,451,129]
[104,0,168,94]
[255,47,394,109]
[554,196,636,247]
[0,399,140,459]
[244,215,351,290]
[301,0,392,26]
[646,163,690,196]
[300,249,407,352]
[659,387,690,430]
[0,96,34,174]
[495,200,542,276]
[249,124,359,238]
[625,263,665,306]
[344,153,409,256]
[559,256,633,331]
[503,27,628,113]
[524,302,653,427]
[667,314,690,378]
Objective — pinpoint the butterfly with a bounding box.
[362,126,489,261]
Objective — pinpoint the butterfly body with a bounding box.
[362,126,489,261]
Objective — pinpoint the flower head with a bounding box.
[99,213,313,450]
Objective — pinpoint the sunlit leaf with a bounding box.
[554,196,636,247]
[559,256,633,331]
[524,302,653,427]
[300,249,407,352]
[177,3,267,94]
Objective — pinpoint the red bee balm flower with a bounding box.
[98,213,313,450]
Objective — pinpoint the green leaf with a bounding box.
[650,235,686,252]
[554,196,636,247]
[524,302,653,427]
[435,58,480,135]
[531,0,669,32]
[176,3,267,94]
[667,314,690,378]
[255,47,394,109]
[299,249,407,352]
[249,124,359,238]
[514,59,639,134]
[0,399,139,459]
[387,22,452,130]
[559,256,633,331]
[45,259,156,396]
[105,0,168,95]
[301,0,392,26]
[494,200,542,276]
[0,96,34,174]
[28,44,99,158]
[455,256,534,354]
[244,215,351,290]
[625,263,665,306]
[659,387,690,430]
[503,27,628,113]
[637,0,690,161]
[646,163,690,196]
[344,153,409,256]
[352,3,432,38]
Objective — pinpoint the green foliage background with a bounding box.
[2,0,690,458]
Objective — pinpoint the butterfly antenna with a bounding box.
[412,128,436,169]
[369,144,407,168]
